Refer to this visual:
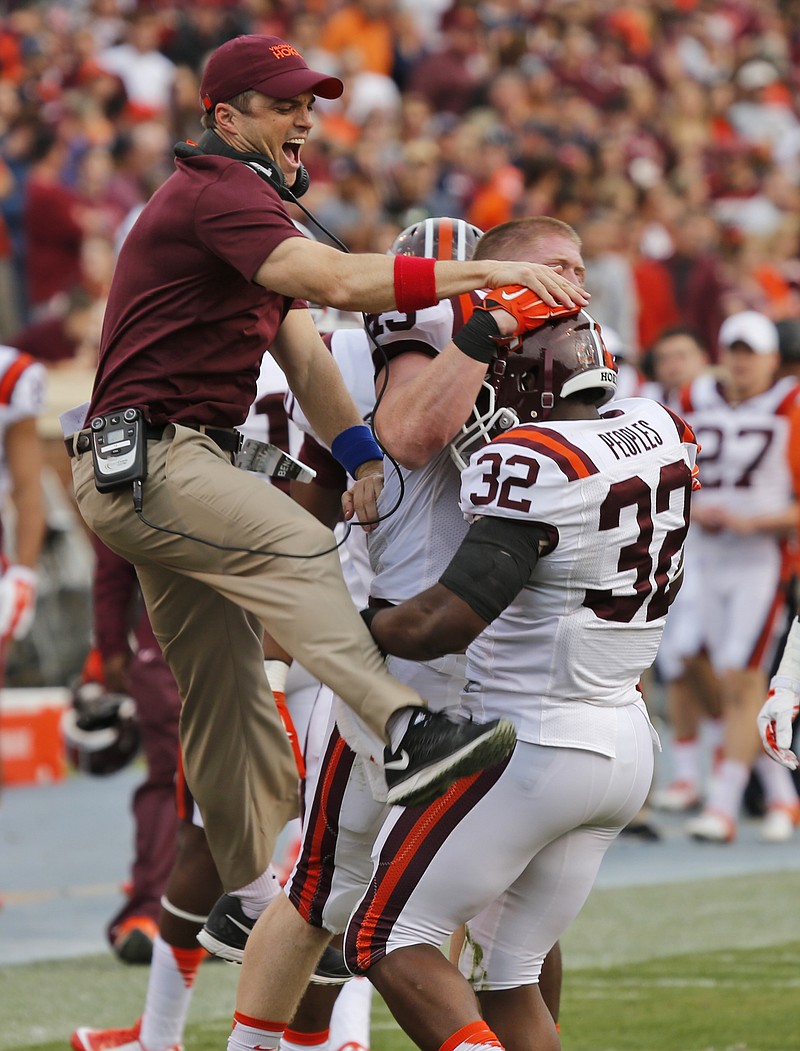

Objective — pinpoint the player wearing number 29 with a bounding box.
[350,306,700,1051]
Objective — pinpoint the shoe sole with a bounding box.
[386,719,517,808]
[309,969,352,986]
[651,795,702,813]
[196,928,244,964]
[686,822,735,844]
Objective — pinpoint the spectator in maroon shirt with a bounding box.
[12,287,97,366]
[406,7,485,116]
[23,128,85,313]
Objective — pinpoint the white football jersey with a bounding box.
[368,295,479,602]
[0,346,46,508]
[458,397,698,756]
[240,353,303,457]
[679,373,800,521]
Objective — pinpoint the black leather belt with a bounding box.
[153,423,242,452]
[65,422,242,457]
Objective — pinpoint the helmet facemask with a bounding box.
[449,310,617,469]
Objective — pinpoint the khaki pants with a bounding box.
[71,425,420,888]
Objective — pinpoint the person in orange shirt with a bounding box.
[466,129,524,232]
[320,0,395,78]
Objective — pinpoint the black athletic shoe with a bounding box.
[619,820,662,842]
[384,709,517,808]
[309,945,352,986]
[196,893,253,964]
[111,916,158,965]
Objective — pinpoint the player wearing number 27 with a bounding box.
[347,306,700,1051]
[680,311,800,843]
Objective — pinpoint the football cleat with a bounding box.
[651,780,702,813]
[619,819,661,842]
[384,709,516,808]
[760,804,800,843]
[686,809,736,843]
[310,945,352,986]
[111,916,158,965]
[71,1019,182,1051]
[196,893,253,964]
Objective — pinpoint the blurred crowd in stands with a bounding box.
[3,0,800,370]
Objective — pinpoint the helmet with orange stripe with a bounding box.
[450,308,617,469]
[390,217,484,261]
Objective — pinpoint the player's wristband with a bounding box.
[359,606,387,656]
[331,425,383,479]
[394,254,438,312]
[452,310,501,363]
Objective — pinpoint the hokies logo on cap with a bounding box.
[269,44,301,60]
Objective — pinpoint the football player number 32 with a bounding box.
[469,455,692,624]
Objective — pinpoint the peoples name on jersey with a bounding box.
[597,418,664,460]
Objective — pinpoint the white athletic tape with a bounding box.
[160,896,209,924]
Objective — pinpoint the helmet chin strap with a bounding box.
[540,347,555,419]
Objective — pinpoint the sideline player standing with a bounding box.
[64,31,587,937]
[0,347,45,700]
[346,302,698,1051]
[682,311,800,843]
[644,328,721,814]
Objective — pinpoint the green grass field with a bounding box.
[4,871,799,1051]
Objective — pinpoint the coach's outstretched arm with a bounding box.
[256,238,590,316]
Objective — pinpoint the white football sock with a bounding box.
[230,865,281,921]
[139,936,204,1050]
[328,977,373,1050]
[228,1014,284,1051]
[704,759,750,821]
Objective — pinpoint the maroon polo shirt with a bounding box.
[87,154,305,428]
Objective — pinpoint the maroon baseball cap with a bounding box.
[200,35,344,113]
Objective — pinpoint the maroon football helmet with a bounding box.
[390,216,484,261]
[451,309,617,468]
[62,681,140,776]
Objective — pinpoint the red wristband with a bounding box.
[394,254,438,312]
